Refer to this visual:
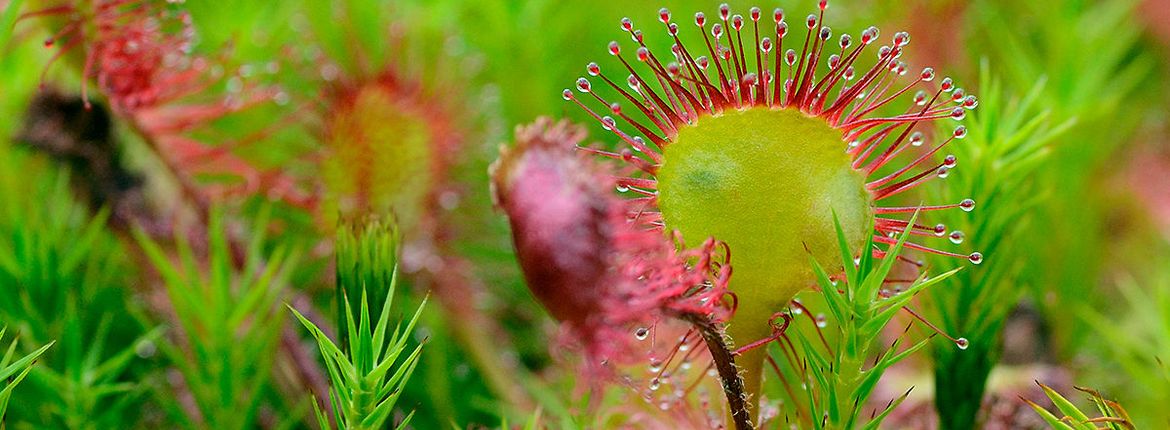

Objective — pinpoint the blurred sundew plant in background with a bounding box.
[0,0,1168,429]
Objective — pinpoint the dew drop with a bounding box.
[608,41,621,56]
[909,131,924,146]
[576,77,592,92]
[956,337,969,350]
[937,167,950,178]
[933,224,947,236]
[750,7,761,22]
[719,3,730,20]
[944,155,957,168]
[695,12,706,27]
[634,327,649,340]
[953,126,968,139]
[894,31,910,47]
[774,8,784,23]
[621,17,633,32]
[840,34,852,49]
[562,89,573,100]
[940,77,954,92]
[649,378,661,391]
[921,67,935,81]
[951,88,966,102]
[659,8,671,23]
[601,116,616,130]
[913,90,927,106]
[707,368,718,377]
[815,313,827,328]
[806,14,817,29]
[968,252,983,265]
[949,231,965,244]
[659,401,671,410]
[610,102,622,115]
[587,62,600,76]
[950,107,966,120]
[273,91,290,106]
[959,198,975,212]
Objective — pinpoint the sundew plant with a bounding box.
[0,0,1168,429]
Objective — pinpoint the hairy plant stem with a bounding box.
[684,314,754,430]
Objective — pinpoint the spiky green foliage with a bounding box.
[968,0,1155,354]
[1082,267,1170,427]
[134,208,295,430]
[770,213,959,429]
[0,327,53,424]
[289,218,425,430]
[1025,384,1134,430]
[924,62,1073,429]
[0,148,159,429]
[334,218,399,343]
